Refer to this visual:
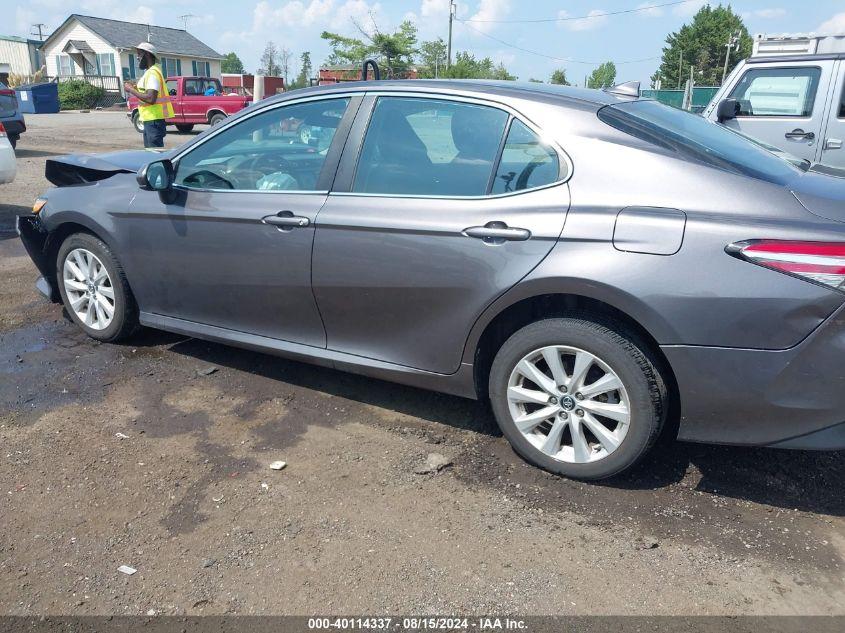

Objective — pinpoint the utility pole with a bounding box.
[30,23,48,41]
[722,31,740,84]
[447,0,455,69]
[677,49,683,89]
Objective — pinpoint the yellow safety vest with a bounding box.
[137,64,175,122]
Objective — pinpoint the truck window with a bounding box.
[728,67,821,117]
[166,80,177,97]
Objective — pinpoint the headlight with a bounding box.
[32,198,47,215]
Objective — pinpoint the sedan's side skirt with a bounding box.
[140,312,478,400]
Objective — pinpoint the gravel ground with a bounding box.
[0,112,844,616]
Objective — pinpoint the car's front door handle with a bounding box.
[785,129,815,141]
[262,211,310,228]
[463,222,531,244]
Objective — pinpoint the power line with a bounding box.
[459,0,698,24]
[457,20,660,66]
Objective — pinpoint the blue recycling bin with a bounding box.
[15,82,60,114]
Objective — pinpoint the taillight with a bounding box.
[0,122,6,137]
[727,240,845,293]
[0,89,14,96]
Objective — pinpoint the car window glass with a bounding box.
[166,80,177,96]
[839,78,845,118]
[728,67,821,117]
[353,97,508,196]
[175,98,350,191]
[599,100,801,186]
[491,119,560,194]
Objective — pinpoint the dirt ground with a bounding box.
[0,112,844,616]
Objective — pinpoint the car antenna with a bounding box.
[604,81,640,98]
[361,59,380,81]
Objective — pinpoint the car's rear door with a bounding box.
[124,94,360,347]
[311,93,571,374]
[819,60,845,169]
[721,60,837,164]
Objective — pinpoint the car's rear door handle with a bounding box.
[463,222,531,244]
[825,138,843,150]
[262,211,310,228]
[785,129,815,140]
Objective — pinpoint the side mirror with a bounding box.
[137,159,174,191]
[716,98,739,123]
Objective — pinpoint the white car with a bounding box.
[0,122,16,184]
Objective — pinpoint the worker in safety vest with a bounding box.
[123,42,174,148]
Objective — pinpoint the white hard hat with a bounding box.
[135,42,158,57]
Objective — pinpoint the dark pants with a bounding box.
[143,119,166,148]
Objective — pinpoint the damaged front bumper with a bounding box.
[16,215,60,303]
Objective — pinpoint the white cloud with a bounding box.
[16,7,38,34]
[252,0,334,31]
[558,9,608,32]
[753,8,787,19]
[673,0,708,18]
[420,0,448,18]
[817,12,845,34]
[636,3,663,18]
[467,0,511,34]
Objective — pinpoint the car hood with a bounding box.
[789,170,845,224]
[45,149,173,186]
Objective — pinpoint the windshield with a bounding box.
[597,100,802,185]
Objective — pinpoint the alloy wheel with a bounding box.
[507,345,630,464]
[62,248,116,331]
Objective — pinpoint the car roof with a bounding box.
[261,79,632,111]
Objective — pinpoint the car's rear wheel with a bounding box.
[175,123,194,133]
[209,112,226,126]
[131,110,143,133]
[56,233,138,342]
[489,318,666,480]
[299,125,312,144]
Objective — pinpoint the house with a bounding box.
[0,35,43,77]
[40,14,223,98]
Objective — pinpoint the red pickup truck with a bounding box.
[127,76,252,134]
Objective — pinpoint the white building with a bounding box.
[0,35,43,76]
[40,14,223,97]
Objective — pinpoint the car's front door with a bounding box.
[721,61,837,164]
[311,95,571,374]
[124,95,358,347]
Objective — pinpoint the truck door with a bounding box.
[719,60,836,164]
[819,60,845,170]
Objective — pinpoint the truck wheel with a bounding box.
[175,124,195,133]
[488,318,667,481]
[131,111,143,133]
[209,113,226,127]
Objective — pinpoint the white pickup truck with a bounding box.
[703,33,845,171]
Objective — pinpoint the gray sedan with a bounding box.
[17,80,845,480]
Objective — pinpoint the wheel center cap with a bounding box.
[560,395,576,411]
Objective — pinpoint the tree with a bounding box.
[587,61,616,89]
[289,51,313,90]
[652,4,752,88]
[280,46,293,85]
[221,52,244,74]
[550,69,570,85]
[442,51,515,80]
[417,38,447,78]
[257,41,281,76]
[321,19,418,77]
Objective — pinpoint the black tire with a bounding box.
[488,317,667,481]
[56,233,139,343]
[175,123,194,133]
[131,110,143,133]
[209,113,226,126]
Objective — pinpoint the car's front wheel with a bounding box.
[56,233,138,342]
[131,110,143,133]
[489,318,667,480]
